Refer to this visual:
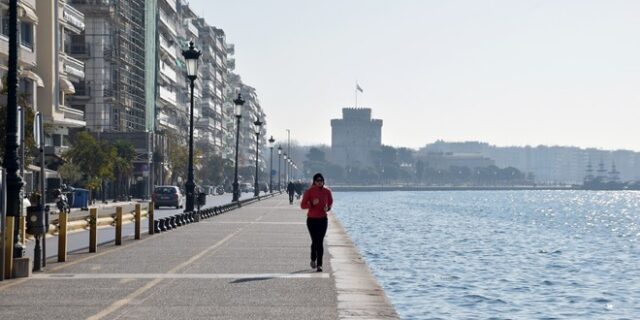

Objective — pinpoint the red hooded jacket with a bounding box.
[300,184,333,218]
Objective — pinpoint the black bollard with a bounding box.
[159,218,167,232]
[169,216,177,229]
[175,214,182,227]
[181,213,188,224]
[154,220,161,233]
[164,217,172,230]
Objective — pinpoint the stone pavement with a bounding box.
[0,195,398,319]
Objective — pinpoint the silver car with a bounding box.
[152,186,184,209]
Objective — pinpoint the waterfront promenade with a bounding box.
[0,195,397,319]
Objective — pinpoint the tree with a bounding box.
[111,140,135,199]
[166,132,188,185]
[58,162,83,186]
[64,131,113,192]
[200,154,225,186]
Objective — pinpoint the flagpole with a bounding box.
[355,86,358,108]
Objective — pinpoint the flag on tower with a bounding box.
[356,83,363,93]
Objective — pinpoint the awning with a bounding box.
[18,3,38,25]
[20,69,44,87]
[60,77,75,94]
[27,164,61,179]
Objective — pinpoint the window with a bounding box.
[0,11,9,36]
[52,135,62,147]
[20,22,33,49]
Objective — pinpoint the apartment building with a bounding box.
[235,79,267,171]
[0,0,40,110]
[0,0,41,194]
[68,0,154,197]
[69,0,147,133]
[34,0,86,166]
[194,23,231,158]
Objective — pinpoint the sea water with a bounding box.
[333,191,640,319]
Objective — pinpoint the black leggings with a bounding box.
[289,192,295,203]
[306,217,328,267]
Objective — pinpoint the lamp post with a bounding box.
[277,146,282,191]
[232,93,244,202]
[3,0,25,262]
[253,119,263,197]
[283,153,288,183]
[268,136,275,193]
[181,41,201,213]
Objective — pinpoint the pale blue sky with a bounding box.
[187,0,640,151]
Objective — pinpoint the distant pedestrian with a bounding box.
[294,180,304,199]
[300,173,333,272]
[287,181,295,204]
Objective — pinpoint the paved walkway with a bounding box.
[0,195,398,319]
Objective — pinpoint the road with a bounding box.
[23,192,262,261]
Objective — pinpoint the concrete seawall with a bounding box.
[328,214,399,319]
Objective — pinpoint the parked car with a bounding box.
[215,185,225,195]
[205,185,216,195]
[152,186,184,209]
[240,183,253,193]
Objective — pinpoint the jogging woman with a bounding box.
[300,173,333,272]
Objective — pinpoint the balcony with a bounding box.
[159,35,176,59]
[159,62,176,81]
[196,117,215,130]
[199,97,214,109]
[159,10,177,37]
[158,86,177,106]
[63,54,85,80]
[62,2,86,34]
[71,81,90,99]
[226,43,235,55]
[161,0,177,13]
[157,112,178,131]
[0,36,36,67]
[185,19,198,38]
[227,58,235,70]
[60,105,86,128]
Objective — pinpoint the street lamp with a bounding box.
[283,153,288,183]
[2,1,25,263]
[182,41,201,213]
[253,119,263,197]
[268,136,275,193]
[277,145,282,191]
[232,93,244,202]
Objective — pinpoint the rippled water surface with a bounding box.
[333,191,640,320]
